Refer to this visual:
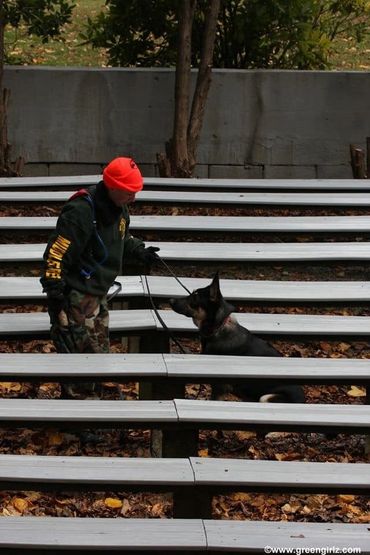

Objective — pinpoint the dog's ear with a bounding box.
[209,272,221,302]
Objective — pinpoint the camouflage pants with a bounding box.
[51,289,110,354]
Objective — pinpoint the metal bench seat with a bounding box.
[1,175,370,191]
[2,189,370,205]
[1,309,370,337]
[0,517,206,552]
[0,399,368,435]
[1,517,368,553]
[1,241,370,262]
[0,454,368,495]
[205,520,370,553]
[5,214,370,232]
[0,352,368,386]
[2,275,370,303]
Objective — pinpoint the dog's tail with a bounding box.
[259,385,305,404]
[259,393,283,403]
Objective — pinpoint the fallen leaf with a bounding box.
[13,498,28,513]
[120,498,131,515]
[338,495,355,504]
[232,492,252,502]
[337,342,351,352]
[104,497,123,509]
[346,504,362,515]
[330,352,346,359]
[151,503,163,516]
[347,386,366,398]
[47,432,64,446]
[357,514,370,523]
[235,431,256,441]
[0,382,22,393]
[274,452,301,461]
[319,341,332,352]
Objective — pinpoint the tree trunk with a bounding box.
[170,0,197,177]
[157,0,221,178]
[187,0,221,173]
[0,2,23,177]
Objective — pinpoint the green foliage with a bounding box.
[2,0,75,44]
[82,0,179,66]
[83,0,370,69]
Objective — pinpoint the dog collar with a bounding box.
[201,315,232,337]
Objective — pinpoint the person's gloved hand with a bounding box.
[137,246,161,267]
[46,288,68,325]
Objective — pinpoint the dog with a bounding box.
[169,273,305,403]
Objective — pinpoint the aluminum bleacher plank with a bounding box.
[0,353,368,385]
[0,398,368,433]
[0,309,370,336]
[0,455,193,486]
[0,310,157,335]
[174,399,370,433]
[0,353,166,379]
[0,175,99,188]
[2,276,370,302]
[2,241,370,262]
[1,309,370,336]
[190,457,370,491]
[164,354,370,382]
[157,310,370,336]
[2,190,370,205]
[0,275,144,300]
[204,520,370,553]
[0,399,177,426]
[5,214,370,232]
[2,176,370,190]
[145,276,370,302]
[0,454,367,493]
[0,517,206,551]
[0,517,367,552]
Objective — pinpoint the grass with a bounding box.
[329,35,370,70]
[4,0,370,69]
[5,0,108,67]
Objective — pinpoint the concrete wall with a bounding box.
[4,66,370,178]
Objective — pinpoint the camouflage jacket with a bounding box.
[40,181,144,296]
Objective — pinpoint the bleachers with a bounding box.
[0,175,369,552]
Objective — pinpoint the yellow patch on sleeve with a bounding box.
[119,218,126,238]
[45,235,71,279]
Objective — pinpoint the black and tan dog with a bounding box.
[170,273,304,403]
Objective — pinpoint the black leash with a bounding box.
[156,257,192,294]
[144,256,192,353]
[143,273,188,354]
[144,259,206,399]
